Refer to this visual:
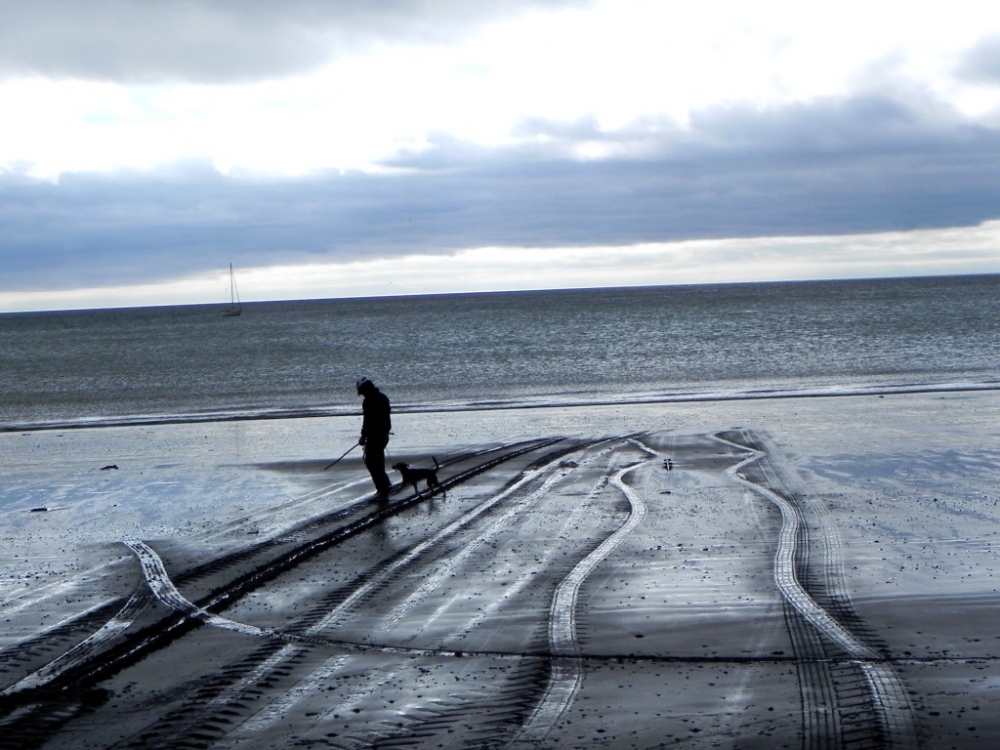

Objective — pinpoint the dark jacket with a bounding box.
[361,388,391,439]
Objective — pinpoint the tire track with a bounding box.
[113,440,577,749]
[329,440,629,750]
[716,430,851,750]
[0,439,565,748]
[748,429,903,749]
[1,591,150,696]
[714,430,918,750]
[206,442,599,747]
[509,438,657,747]
[156,442,546,602]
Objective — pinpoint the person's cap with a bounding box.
[356,376,372,393]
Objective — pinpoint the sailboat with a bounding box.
[222,263,242,317]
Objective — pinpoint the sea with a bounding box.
[1,275,998,431]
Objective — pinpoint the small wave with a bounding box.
[4,378,998,433]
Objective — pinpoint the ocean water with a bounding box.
[1,275,998,430]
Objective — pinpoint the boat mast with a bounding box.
[223,263,242,316]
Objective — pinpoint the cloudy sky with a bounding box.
[2,0,1000,311]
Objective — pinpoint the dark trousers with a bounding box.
[364,433,392,495]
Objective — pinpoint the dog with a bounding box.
[392,456,443,496]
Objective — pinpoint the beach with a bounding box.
[2,390,1000,749]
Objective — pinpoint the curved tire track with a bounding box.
[510,438,657,748]
[109,439,599,750]
[0,438,566,749]
[714,430,918,750]
[229,452,597,748]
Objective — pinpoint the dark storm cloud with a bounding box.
[0,0,588,82]
[2,91,1000,291]
[955,35,1000,84]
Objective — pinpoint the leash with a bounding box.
[323,443,358,470]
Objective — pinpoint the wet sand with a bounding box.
[1,391,999,749]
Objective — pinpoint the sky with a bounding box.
[2,0,1000,312]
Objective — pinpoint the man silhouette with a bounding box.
[356,377,393,499]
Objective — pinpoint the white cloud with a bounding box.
[4,0,1000,179]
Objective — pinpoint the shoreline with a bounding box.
[4,376,999,433]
